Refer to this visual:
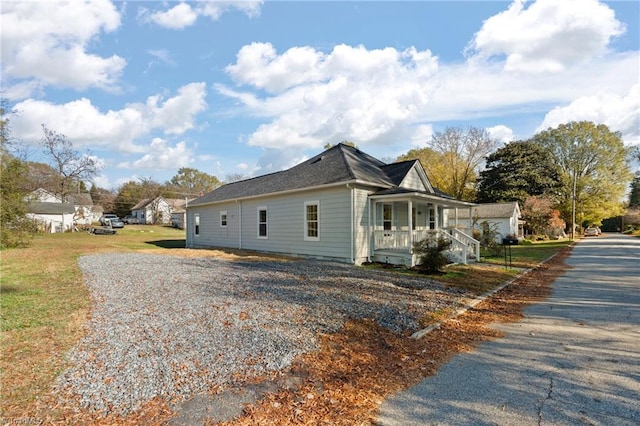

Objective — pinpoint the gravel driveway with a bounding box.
[54,253,468,415]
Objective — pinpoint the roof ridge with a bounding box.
[335,143,358,180]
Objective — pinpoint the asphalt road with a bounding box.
[377,233,640,426]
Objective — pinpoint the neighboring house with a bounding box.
[449,202,524,242]
[186,143,479,266]
[26,201,75,233]
[131,197,183,224]
[169,199,194,229]
[66,192,96,227]
[91,204,104,223]
[25,188,97,232]
[28,188,62,203]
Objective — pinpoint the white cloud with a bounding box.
[410,125,434,147]
[148,49,176,67]
[422,50,638,122]
[146,82,208,134]
[198,1,263,20]
[537,84,640,145]
[1,0,125,97]
[486,125,515,144]
[220,43,439,152]
[140,1,262,29]
[146,3,197,30]
[467,0,624,73]
[118,138,193,170]
[197,0,639,176]
[91,173,113,190]
[11,83,208,150]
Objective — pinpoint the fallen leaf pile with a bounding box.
[216,246,571,426]
[32,246,570,425]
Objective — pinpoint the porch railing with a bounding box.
[449,228,480,262]
[373,228,480,264]
[373,230,412,250]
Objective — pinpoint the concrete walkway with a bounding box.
[377,233,640,425]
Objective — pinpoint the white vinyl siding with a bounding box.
[304,201,320,241]
[186,186,352,261]
[399,166,427,191]
[353,188,371,264]
[186,205,240,248]
[257,207,268,239]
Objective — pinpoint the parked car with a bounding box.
[123,215,140,224]
[584,227,599,237]
[99,214,125,228]
[109,217,125,228]
[99,214,118,226]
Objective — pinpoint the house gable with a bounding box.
[28,188,62,203]
[398,162,434,193]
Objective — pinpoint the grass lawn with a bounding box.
[480,239,573,269]
[0,229,571,420]
[0,226,187,418]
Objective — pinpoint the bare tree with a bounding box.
[41,124,101,201]
[428,126,499,200]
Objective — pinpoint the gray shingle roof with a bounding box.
[27,202,75,214]
[190,143,397,206]
[454,202,520,219]
[380,160,417,186]
[66,193,93,206]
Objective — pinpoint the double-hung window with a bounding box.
[383,203,393,231]
[194,214,200,236]
[257,207,268,238]
[304,201,320,241]
[220,210,227,227]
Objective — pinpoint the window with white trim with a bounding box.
[194,213,200,236]
[383,203,393,231]
[304,201,320,241]
[220,210,227,227]
[257,207,268,238]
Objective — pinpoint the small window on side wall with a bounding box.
[194,213,200,236]
[305,201,320,241]
[258,207,268,238]
[220,210,227,227]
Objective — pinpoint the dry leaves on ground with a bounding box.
[28,246,570,425]
[217,246,571,426]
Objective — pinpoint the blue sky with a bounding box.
[3,0,639,191]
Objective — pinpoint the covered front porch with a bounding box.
[369,192,479,266]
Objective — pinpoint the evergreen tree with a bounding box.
[476,141,562,204]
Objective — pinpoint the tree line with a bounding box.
[397,122,638,236]
[2,97,639,247]
[1,104,224,247]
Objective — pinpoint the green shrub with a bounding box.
[413,234,452,273]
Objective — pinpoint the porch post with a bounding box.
[372,200,377,251]
[455,207,459,228]
[408,200,413,244]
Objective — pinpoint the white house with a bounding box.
[131,197,172,224]
[26,201,76,233]
[66,192,96,227]
[25,188,96,232]
[131,197,188,225]
[169,199,194,229]
[186,143,480,266]
[448,202,523,242]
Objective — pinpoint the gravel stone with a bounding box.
[54,253,467,415]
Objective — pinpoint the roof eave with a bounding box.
[369,192,476,208]
[187,178,388,208]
